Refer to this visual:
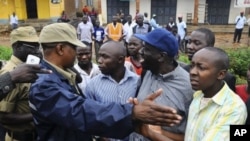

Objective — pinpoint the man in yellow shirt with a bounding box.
[105,15,124,42]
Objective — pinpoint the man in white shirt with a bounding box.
[74,46,100,92]
[177,15,187,52]
[10,12,18,30]
[77,15,94,51]
[234,11,246,43]
[123,15,136,45]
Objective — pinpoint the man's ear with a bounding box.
[55,43,64,56]
[217,69,227,80]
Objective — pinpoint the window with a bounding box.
[86,0,93,6]
[51,0,60,4]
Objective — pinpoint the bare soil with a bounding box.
[0,32,250,48]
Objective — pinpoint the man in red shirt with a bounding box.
[236,65,250,102]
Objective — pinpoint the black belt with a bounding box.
[7,130,36,141]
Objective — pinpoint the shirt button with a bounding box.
[4,86,10,91]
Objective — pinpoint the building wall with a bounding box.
[139,0,151,19]
[37,0,50,19]
[176,0,194,23]
[49,0,65,21]
[228,0,244,24]
[0,0,13,23]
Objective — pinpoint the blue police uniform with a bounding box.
[29,60,134,141]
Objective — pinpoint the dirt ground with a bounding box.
[0,32,250,48]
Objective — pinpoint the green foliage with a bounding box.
[226,47,250,81]
[178,47,250,84]
[177,53,190,64]
[0,46,12,60]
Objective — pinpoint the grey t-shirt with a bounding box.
[130,64,194,140]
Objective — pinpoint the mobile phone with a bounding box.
[26,54,40,64]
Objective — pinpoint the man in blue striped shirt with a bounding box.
[85,41,140,141]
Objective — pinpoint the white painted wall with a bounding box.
[101,0,107,24]
[228,0,246,24]
[176,0,194,23]
[198,0,206,24]
[139,0,151,19]
[129,0,136,18]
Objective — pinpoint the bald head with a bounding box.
[101,41,127,57]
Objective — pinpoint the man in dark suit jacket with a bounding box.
[183,28,236,92]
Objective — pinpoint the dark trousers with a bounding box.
[248,26,250,37]
[233,28,243,42]
[94,41,103,62]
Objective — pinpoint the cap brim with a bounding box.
[70,39,87,48]
[134,34,151,45]
[18,36,39,43]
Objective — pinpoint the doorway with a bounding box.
[26,0,38,19]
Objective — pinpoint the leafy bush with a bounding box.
[178,47,250,84]
[226,47,250,79]
[178,52,190,64]
[0,46,12,60]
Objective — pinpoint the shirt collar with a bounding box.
[100,67,135,84]
[44,60,76,86]
[10,55,23,65]
[193,82,229,106]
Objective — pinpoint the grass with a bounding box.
[0,45,12,60]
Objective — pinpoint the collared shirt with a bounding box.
[130,63,194,141]
[29,60,134,141]
[0,55,34,132]
[185,83,247,141]
[85,67,139,104]
[235,15,246,29]
[123,22,137,42]
[85,67,139,141]
[77,22,94,43]
[133,24,151,34]
[74,63,100,92]
[10,15,18,25]
[177,21,187,40]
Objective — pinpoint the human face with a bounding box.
[190,49,221,92]
[17,42,40,62]
[128,36,142,56]
[82,16,88,23]
[76,47,92,66]
[127,16,132,22]
[139,42,160,73]
[97,44,121,75]
[136,15,144,25]
[61,43,77,68]
[187,31,208,61]
[112,16,118,23]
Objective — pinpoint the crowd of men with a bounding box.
[0,9,250,141]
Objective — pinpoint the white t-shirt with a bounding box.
[10,15,18,25]
[235,15,246,29]
[74,63,100,92]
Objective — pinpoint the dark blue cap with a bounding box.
[134,28,178,57]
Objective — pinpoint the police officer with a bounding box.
[0,26,41,141]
